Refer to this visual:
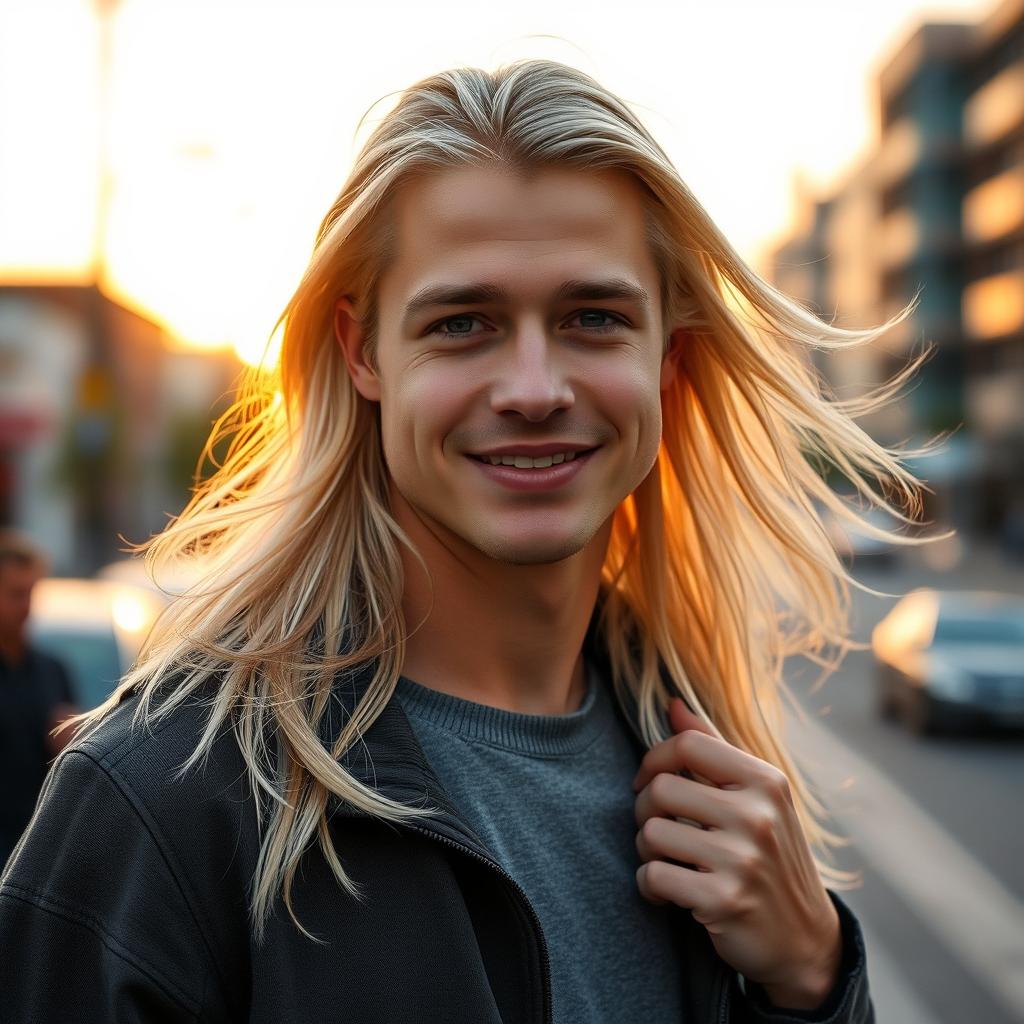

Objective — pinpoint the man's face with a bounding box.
[337,163,681,566]
[0,561,40,635]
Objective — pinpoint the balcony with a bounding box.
[967,368,1024,438]
[964,62,1024,149]
[873,118,921,187]
[874,300,918,356]
[880,207,920,268]
[963,268,1024,340]
[963,165,1024,244]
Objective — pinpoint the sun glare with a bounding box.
[0,0,995,366]
[236,320,285,370]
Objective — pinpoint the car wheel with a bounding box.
[904,688,938,736]
[876,668,900,721]
[904,689,960,737]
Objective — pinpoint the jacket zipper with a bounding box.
[410,821,735,1024]
[408,823,553,1024]
[717,967,730,1024]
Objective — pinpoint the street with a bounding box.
[785,539,1024,1024]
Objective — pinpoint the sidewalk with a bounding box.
[785,700,1024,1024]
[845,906,939,1024]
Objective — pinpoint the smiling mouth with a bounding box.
[467,448,600,468]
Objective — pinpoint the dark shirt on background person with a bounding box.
[0,646,75,868]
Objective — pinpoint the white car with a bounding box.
[27,578,167,711]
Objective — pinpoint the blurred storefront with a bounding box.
[0,283,239,575]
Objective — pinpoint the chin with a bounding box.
[472,533,592,566]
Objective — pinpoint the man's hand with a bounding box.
[632,697,842,1010]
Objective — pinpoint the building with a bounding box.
[766,0,1024,542]
[0,283,239,574]
[960,0,1024,536]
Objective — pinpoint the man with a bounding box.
[0,529,78,867]
[0,58,924,1021]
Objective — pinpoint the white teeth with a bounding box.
[483,450,582,468]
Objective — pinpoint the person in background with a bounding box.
[0,529,78,868]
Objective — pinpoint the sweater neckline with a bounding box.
[394,658,608,756]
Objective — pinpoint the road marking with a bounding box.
[856,914,940,1024]
[787,709,1024,1023]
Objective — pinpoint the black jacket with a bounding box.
[0,641,874,1023]
[0,644,75,864]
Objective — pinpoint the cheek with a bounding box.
[379,363,473,467]
[595,365,663,442]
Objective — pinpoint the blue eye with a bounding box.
[574,310,624,332]
[430,309,627,340]
[434,315,479,339]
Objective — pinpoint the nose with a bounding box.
[488,327,575,421]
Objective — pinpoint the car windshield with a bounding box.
[29,627,123,710]
[932,614,1024,645]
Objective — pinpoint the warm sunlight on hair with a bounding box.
[63,58,951,944]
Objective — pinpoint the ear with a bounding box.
[660,326,688,392]
[334,296,382,402]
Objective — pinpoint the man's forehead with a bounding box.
[389,164,649,248]
[383,164,659,307]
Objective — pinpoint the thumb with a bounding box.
[667,697,722,791]
[668,696,715,737]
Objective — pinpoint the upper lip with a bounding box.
[469,443,598,457]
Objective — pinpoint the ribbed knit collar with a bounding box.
[394,657,610,757]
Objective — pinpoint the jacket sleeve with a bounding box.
[0,749,219,1023]
[735,889,875,1024]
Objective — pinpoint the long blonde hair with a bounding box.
[69,58,949,941]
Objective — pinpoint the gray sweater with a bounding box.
[395,656,687,1023]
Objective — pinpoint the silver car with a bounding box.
[872,588,1024,736]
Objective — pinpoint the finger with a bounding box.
[668,697,716,737]
[636,859,705,910]
[633,728,764,794]
[633,771,734,830]
[635,814,719,870]
[632,732,709,792]
[639,860,749,927]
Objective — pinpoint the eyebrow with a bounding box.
[401,277,651,329]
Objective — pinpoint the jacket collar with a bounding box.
[325,600,647,863]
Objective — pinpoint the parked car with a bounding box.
[26,578,166,711]
[871,588,1024,736]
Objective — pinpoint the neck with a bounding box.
[393,486,610,717]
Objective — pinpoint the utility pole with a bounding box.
[74,0,122,572]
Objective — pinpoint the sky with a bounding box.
[0,0,994,364]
